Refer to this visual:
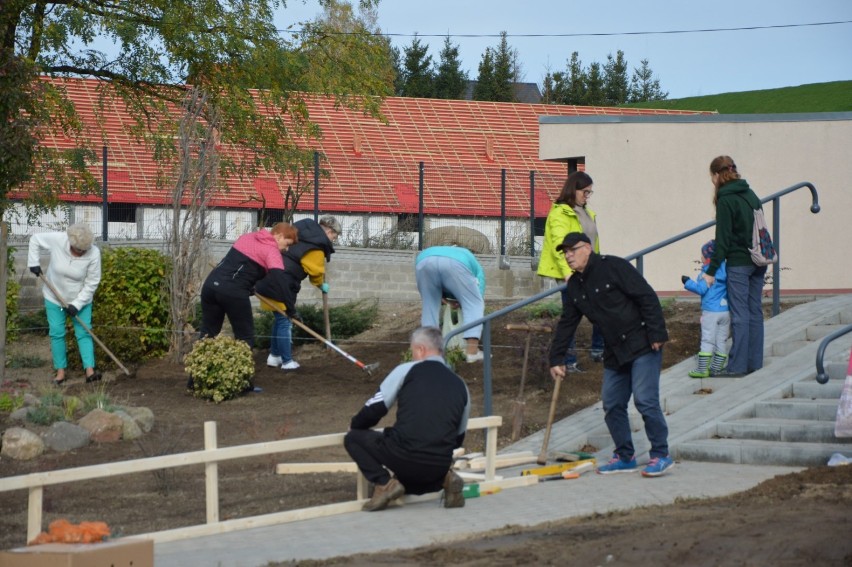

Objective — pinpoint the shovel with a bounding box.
[38,274,131,376]
[256,294,380,375]
[511,330,532,442]
[537,373,563,465]
[506,323,552,442]
[322,276,331,347]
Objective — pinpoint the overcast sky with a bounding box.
[277,0,852,99]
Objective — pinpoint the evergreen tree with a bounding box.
[491,31,516,102]
[399,35,434,98]
[390,45,405,96]
[603,50,630,105]
[473,48,495,101]
[541,70,567,104]
[433,36,468,100]
[629,59,669,102]
[584,62,606,106]
[566,52,587,105]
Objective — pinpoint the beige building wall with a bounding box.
[539,113,852,295]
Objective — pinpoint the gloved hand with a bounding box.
[681,275,689,284]
[320,282,330,294]
[66,304,79,317]
[289,310,302,323]
[29,266,42,277]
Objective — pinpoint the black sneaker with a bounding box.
[565,362,585,373]
[590,351,604,363]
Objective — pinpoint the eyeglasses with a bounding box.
[581,189,593,197]
[564,243,589,255]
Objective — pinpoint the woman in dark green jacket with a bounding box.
[702,156,766,377]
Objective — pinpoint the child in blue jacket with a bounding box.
[682,240,730,377]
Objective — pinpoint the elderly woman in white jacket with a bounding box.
[27,224,102,385]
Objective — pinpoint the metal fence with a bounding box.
[5,149,569,258]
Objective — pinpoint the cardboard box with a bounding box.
[0,537,153,567]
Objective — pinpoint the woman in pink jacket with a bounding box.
[199,223,297,347]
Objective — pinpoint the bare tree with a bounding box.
[167,88,221,362]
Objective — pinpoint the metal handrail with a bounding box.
[815,324,852,384]
[625,181,820,316]
[445,181,820,415]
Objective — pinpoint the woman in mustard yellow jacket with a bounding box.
[537,171,604,371]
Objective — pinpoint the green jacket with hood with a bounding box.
[707,178,762,277]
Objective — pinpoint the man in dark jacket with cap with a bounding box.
[548,232,674,477]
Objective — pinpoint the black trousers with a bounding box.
[199,283,255,347]
[344,429,449,495]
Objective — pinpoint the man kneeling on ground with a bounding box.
[344,326,471,511]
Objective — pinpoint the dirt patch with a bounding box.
[3,298,846,566]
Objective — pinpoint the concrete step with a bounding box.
[771,340,810,357]
[674,438,850,467]
[715,418,851,444]
[806,324,851,341]
[824,362,849,381]
[792,380,843,399]
[754,398,838,421]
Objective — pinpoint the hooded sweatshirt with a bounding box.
[707,179,762,277]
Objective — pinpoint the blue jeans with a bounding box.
[46,299,95,370]
[601,349,669,460]
[726,264,767,373]
[416,256,484,339]
[270,312,294,363]
[560,286,605,365]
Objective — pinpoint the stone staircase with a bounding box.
[509,294,852,468]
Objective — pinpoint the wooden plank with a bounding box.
[204,422,219,524]
[466,451,537,471]
[275,463,359,474]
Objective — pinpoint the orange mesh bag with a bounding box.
[28,518,111,545]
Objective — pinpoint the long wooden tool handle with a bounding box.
[537,375,563,465]
[322,278,331,345]
[256,294,370,371]
[39,274,130,375]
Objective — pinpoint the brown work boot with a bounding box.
[442,469,465,509]
[362,478,405,512]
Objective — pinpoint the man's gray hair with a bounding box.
[319,215,342,236]
[410,326,444,355]
[67,223,94,251]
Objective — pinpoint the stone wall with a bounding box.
[14,241,549,313]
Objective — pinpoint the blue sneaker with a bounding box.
[642,456,674,477]
[596,454,638,474]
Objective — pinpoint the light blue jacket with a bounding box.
[684,262,728,312]
[415,246,486,296]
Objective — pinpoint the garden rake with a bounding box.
[255,294,380,375]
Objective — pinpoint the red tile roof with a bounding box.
[26,77,707,218]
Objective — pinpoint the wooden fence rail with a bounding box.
[1,416,503,544]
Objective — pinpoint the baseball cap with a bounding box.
[555,232,591,252]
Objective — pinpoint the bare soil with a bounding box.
[2,299,851,566]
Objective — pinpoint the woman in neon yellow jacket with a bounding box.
[537,171,604,371]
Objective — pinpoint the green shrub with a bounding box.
[185,336,254,403]
[27,404,64,426]
[255,299,379,348]
[523,300,562,319]
[81,389,116,413]
[66,247,171,370]
[16,308,49,335]
[5,246,20,341]
[0,391,25,412]
[6,353,47,368]
[293,299,379,344]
